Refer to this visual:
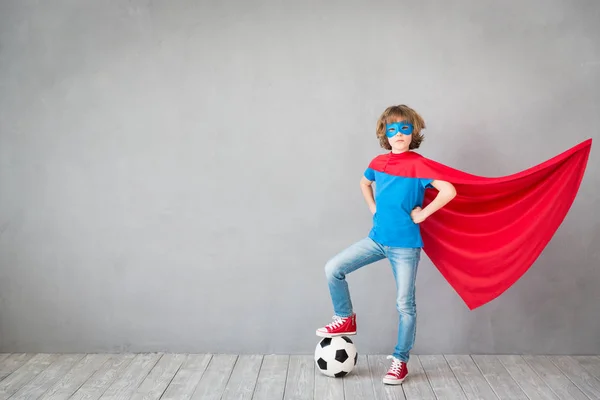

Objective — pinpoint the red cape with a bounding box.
[368,139,592,310]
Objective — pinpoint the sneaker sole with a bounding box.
[315,330,357,338]
[382,377,406,385]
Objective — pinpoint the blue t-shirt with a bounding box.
[364,166,433,248]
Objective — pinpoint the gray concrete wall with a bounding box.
[1,0,599,355]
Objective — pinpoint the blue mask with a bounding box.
[386,121,414,138]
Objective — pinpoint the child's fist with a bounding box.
[411,207,427,224]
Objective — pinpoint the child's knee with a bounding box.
[396,297,416,315]
[324,258,342,280]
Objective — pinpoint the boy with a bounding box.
[316,104,457,385]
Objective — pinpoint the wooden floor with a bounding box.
[1,353,600,400]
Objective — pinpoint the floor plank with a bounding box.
[98,353,161,400]
[549,356,600,400]
[130,353,186,400]
[69,354,136,400]
[221,354,263,400]
[0,353,58,400]
[343,354,376,400]
[283,355,314,400]
[522,355,589,400]
[401,356,436,400]
[496,355,560,400]
[0,355,9,366]
[253,355,290,400]
[41,354,112,400]
[0,354,35,382]
[471,355,528,400]
[160,354,211,400]
[314,361,344,400]
[573,356,600,380]
[189,354,237,400]
[445,355,498,400]
[9,354,84,400]
[419,355,467,399]
[366,355,406,400]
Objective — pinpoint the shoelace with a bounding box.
[326,315,344,329]
[386,355,404,376]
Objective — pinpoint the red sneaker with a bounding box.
[382,355,408,385]
[315,314,357,337]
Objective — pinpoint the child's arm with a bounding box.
[411,180,456,224]
[360,176,377,215]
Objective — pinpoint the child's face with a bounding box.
[386,116,413,153]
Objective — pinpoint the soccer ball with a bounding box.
[314,336,358,377]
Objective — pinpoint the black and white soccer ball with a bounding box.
[314,336,358,377]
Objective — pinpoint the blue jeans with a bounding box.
[324,237,421,362]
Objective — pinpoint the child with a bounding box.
[315,104,457,385]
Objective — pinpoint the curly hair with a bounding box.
[376,104,426,150]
